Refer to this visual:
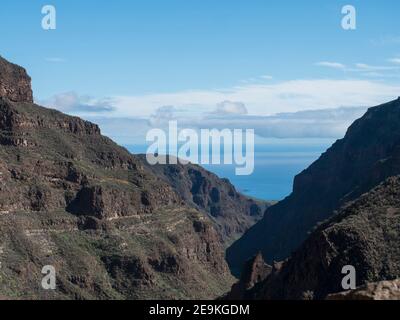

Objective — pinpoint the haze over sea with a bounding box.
[126,139,334,201]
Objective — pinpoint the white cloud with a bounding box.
[316,62,346,70]
[261,75,273,80]
[39,92,115,114]
[389,58,400,65]
[149,105,181,126]
[316,61,399,77]
[214,101,248,115]
[354,63,396,71]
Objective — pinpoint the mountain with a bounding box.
[0,55,261,299]
[226,176,400,299]
[227,97,400,275]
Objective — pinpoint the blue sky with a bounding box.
[0,0,399,96]
[1,0,400,143]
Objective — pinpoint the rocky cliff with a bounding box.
[0,56,264,299]
[0,56,33,103]
[227,97,400,275]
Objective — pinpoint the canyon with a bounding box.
[2,54,400,300]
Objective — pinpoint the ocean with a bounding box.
[126,139,334,201]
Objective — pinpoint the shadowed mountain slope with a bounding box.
[227,97,400,275]
[226,176,400,300]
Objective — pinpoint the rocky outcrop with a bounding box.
[224,253,272,300]
[0,98,100,137]
[228,176,400,300]
[327,279,400,300]
[228,97,400,274]
[0,56,33,103]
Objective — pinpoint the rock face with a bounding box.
[229,176,400,300]
[224,253,272,300]
[0,56,264,299]
[0,56,33,103]
[227,97,400,274]
[327,279,400,300]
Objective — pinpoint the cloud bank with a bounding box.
[39,92,115,114]
[87,105,369,145]
[38,78,400,145]
[102,79,400,118]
